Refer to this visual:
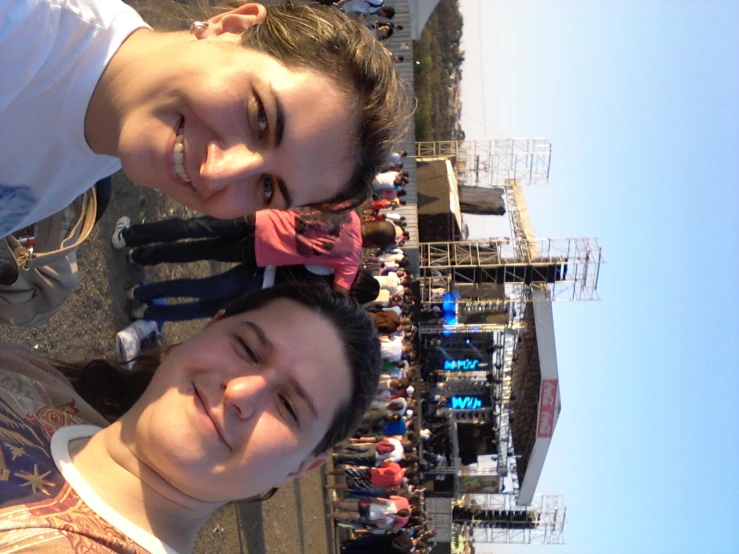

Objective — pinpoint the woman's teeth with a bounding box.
[173,127,191,183]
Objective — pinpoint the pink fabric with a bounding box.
[390,496,411,527]
[254,210,362,289]
[370,463,404,487]
[372,199,392,211]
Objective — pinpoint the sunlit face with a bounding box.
[123,299,352,502]
[114,34,357,216]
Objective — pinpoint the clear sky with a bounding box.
[456,1,739,553]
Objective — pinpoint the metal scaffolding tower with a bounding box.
[418,237,602,304]
[456,494,566,545]
[415,138,552,188]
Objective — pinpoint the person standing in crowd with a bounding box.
[327,497,410,531]
[327,459,407,493]
[338,0,395,20]
[388,150,408,165]
[113,210,364,294]
[341,529,414,554]
[333,435,404,467]
[110,211,396,321]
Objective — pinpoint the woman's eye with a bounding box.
[262,176,274,205]
[257,103,268,139]
[235,336,258,364]
[280,394,299,424]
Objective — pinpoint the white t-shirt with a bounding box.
[380,335,403,361]
[375,272,403,295]
[341,0,384,16]
[368,500,396,527]
[372,171,399,190]
[0,0,149,238]
[388,152,403,165]
[377,250,404,263]
[369,289,390,307]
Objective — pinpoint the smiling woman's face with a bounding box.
[114,35,357,216]
[123,298,352,502]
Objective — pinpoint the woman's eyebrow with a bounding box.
[272,87,285,148]
[242,321,273,354]
[292,378,319,423]
[276,178,293,210]
[270,89,293,209]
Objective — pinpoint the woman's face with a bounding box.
[123,298,352,502]
[113,27,357,216]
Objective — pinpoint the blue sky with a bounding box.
[457,1,739,552]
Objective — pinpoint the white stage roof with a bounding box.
[517,288,562,506]
[409,0,443,40]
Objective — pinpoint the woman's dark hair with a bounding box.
[380,6,396,19]
[362,220,398,248]
[56,282,381,457]
[396,509,410,517]
[378,27,394,41]
[237,3,410,212]
[350,270,380,304]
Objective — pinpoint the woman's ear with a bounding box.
[275,452,330,487]
[204,309,226,328]
[196,3,267,40]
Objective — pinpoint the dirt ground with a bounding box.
[0,172,335,554]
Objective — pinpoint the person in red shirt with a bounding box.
[327,460,405,492]
[369,198,403,212]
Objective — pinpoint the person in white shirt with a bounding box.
[0,0,409,239]
[373,170,400,190]
[380,334,404,361]
[338,0,395,19]
[387,150,407,165]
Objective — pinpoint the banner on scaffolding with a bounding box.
[459,475,501,494]
[458,185,506,215]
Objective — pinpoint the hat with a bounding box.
[406,385,415,395]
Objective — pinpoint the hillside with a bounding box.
[413,0,465,142]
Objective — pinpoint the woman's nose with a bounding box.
[223,368,280,420]
[199,140,266,193]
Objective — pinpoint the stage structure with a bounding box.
[415,138,552,189]
[416,174,603,307]
[414,141,603,549]
[453,494,566,545]
[418,236,602,306]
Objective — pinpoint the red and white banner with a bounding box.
[537,379,558,438]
